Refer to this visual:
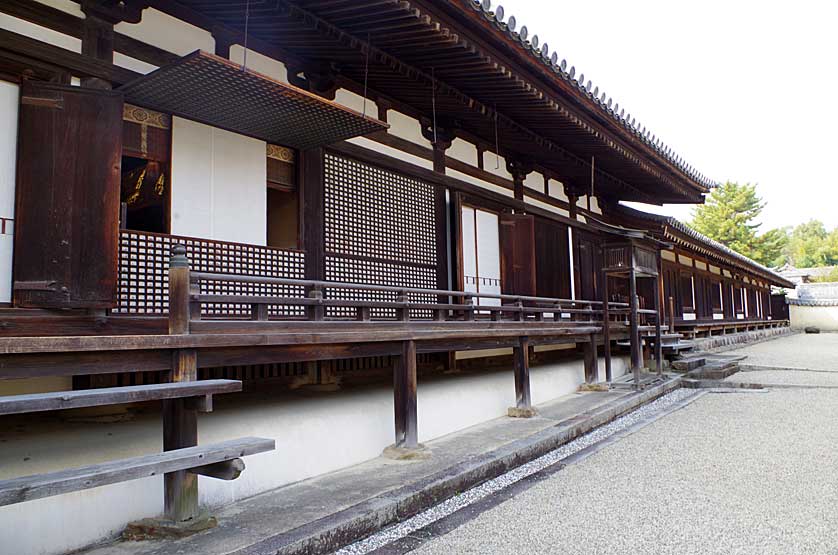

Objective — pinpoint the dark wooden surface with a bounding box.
[0,437,274,507]
[0,379,240,416]
[513,337,531,409]
[499,213,537,297]
[13,81,122,309]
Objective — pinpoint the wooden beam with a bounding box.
[0,379,240,416]
[0,437,274,507]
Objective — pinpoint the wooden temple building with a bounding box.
[0,1,794,553]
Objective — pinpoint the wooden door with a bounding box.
[14,81,122,308]
[499,213,536,296]
[574,233,601,301]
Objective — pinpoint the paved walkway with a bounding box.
[723,332,838,387]
[415,388,838,555]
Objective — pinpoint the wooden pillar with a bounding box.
[301,147,325,283]
[80,15,114,89]
[394,340,418,448]
[506,159,534,204]
[165,246,199,522]
[513,336,532,409]
[583,334,597,384]
[629,266,642,387]
[654,275,663,374]
[602,271,612,382]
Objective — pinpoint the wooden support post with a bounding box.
[654,275,663,375]
[393,340,418,448]
[164,246,199,522]
[602,271,612,382]
[583,334,597,384]
[163,348,198,522]
[668,296,676,334]
[629,267,642,388]
[508,336,535,417]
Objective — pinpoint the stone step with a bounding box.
[671,356,706,372]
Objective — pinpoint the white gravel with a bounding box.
[722,332,838,372]
[415,388,838,555]
[728,369,838,387]
[336,388,697,555]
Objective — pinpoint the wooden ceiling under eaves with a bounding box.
[159,0,709,204]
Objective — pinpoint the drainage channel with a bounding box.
[336,387,703,555]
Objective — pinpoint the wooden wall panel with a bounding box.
[499,213,536,297]
[534,217,569,299]
[14,82,122,308]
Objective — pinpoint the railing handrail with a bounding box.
[189,271,630,310]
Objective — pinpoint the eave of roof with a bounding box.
[615,204,795,288]
[443,0,716,192]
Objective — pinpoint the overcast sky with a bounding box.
[504,0,837,231]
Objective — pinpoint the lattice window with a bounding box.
[324,153,438,318]
[116,230,305,316]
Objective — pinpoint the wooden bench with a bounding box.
[0,379,241,416]
[0,437,274,507]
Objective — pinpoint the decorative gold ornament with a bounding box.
[267,144,294,163]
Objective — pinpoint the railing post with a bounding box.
[654,275,663,375]
[165,244,199,523]
[508,336,535,417]
[396,290,410,322]
[629,268,642,388]
[602,271,612,383]
[307,286,325,321]
[668,296,676,334]
[463,296,475,321]
[393,340,418,449]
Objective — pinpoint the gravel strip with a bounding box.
[415,388,838,555]
[722,333,838,372]
[336,388,698,555]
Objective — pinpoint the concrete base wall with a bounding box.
[0,355,628,555]
[790,304,838,331]
[696,326,793,352]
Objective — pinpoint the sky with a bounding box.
[504,0,838,232]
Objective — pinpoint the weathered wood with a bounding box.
[188,458,245,481]
[13,81,122,309]
[0,380,240,416]
[0,437,274,507]
[169,246,191,335]
[163,348,198,522]
[629,266,642,387]
[513,336,532,409]
[653,275,663,374]
[583,333,597,384]
[499,213,537,297]
[394,340,418,448]
[602,270,612,382]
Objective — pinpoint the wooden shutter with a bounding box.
[499,213,536,296]
[14,82,122,308]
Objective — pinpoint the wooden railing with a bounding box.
[185,270,630,325]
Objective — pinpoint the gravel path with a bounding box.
[414,389,838,555]
[728,369,838,387]
[722,332,838,372]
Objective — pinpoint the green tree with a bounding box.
[783,220,838,267]
[689,181,786,267]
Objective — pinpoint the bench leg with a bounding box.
[164,349,199,522]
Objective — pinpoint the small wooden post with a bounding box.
[165,245,199,522]
[583,334,598,383]
[602,272,612,382]
[307,287,325,321]
[668,296,676,333]
[629,267,642,388]
[654,276,663,375]
[513,336,532,410]
[394,340,418,448]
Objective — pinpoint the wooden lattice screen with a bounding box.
[323,152,438,316]
[116,230,305,315]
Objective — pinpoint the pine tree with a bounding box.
[689,182,786,267]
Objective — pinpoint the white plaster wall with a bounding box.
[446,167,513,197]
[524,195,570,218]
[790,305,838,331]
[0,356,629,555]
[334,89,376,116]
[115,8,214,56]
[170,118,267,245]
[547,179,568,201]
[661,250,676,262]
[0,81,18,303]
[482,151,513,179]
[33,0,84,17]
[387,110,431,148]
[347,136,433,171]
[0,14,81,52]
[113,52,157,74]
[448,138,478,166]
[230,45,288,83]
[523,171,543,191]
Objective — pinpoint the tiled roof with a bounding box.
[466,0,717,190]
[615,204,794,287]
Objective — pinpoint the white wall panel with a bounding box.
[171,117,266,245]
[0,81,18,303]
[0,14,81,52]
[115,8,214,56]
[230,45,288,83]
